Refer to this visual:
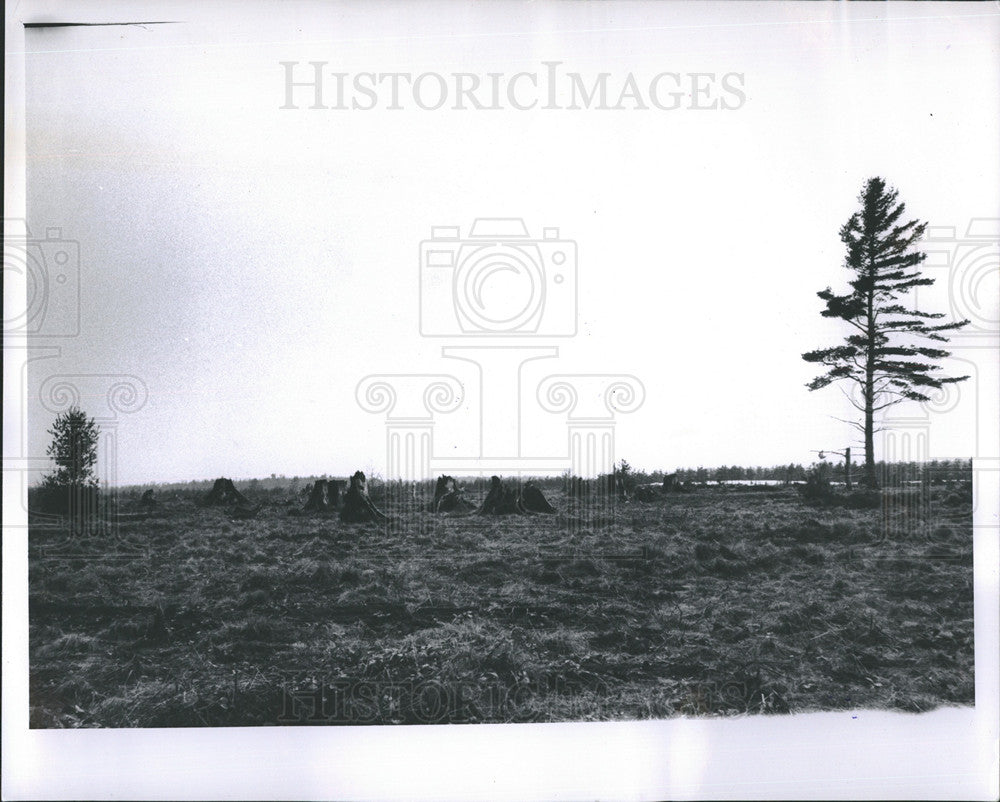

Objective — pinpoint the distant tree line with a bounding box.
[659,458,971,485]
[113,458,972,497]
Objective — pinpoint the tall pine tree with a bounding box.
[44,406,100,488]
[802,177,969,487]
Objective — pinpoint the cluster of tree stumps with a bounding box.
[193,472,392,524]
[475,476,556,515]
[303,479,344,513]
[193,471,648,521]
[288,473,386,522]
[291,473,560,520]
[144,467,702,527]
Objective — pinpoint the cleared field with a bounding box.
[28,483,974,727]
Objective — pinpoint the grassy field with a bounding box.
[28,481,974,727]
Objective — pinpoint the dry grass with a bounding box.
[28,482,973,726]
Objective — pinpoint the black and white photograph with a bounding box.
[3,1,998,799]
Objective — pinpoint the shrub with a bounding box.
[944,480,972,508]
[28,483,102,517]
[842,489,882,509]
[799,467,834,503]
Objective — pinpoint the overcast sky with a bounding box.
[21,2,1000,485]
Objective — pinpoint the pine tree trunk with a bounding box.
[864,398,876,488]
[864,280,878,489]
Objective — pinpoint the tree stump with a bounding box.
[303,479,342,513]
[200,478,249,507]
[340,471,388,523]
[477,476,526,515]
[520,481,557,513]
[429,475,476,513]
[633,484,658,503]
[329,480,345,509]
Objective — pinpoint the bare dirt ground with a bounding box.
[28,482,973,727]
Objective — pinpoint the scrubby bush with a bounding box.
[28,483,102,517]
[944,480,973,508]
[842,489,882,509]
[799,465,835,503]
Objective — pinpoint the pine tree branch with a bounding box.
[832,415,867,434]
[879,304,944,319]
